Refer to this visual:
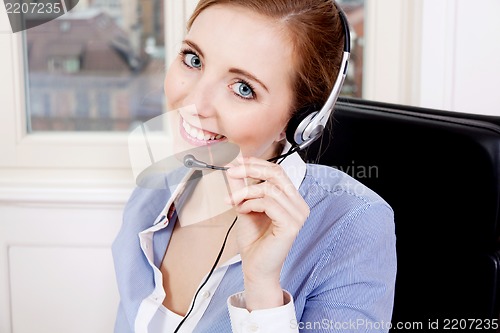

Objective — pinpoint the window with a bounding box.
[24,1,166,132]
[0,1,190,175]
[339,0,365,98]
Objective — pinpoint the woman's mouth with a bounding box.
[179,117,227,146]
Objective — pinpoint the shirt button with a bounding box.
[248,323,259,332]
[201,290,211,299]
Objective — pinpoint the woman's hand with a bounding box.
[226,157,310,310]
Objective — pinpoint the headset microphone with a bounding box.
[183,154,229,170]
[184,129,322,168]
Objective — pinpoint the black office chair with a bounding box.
[304,97,500,331]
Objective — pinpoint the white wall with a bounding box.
[365,0,500,116]
[0,202,125,333]
[419,0,500,115]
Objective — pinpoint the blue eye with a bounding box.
[231,82,254,99]
[183,52,202,68]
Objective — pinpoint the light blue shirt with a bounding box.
[112,153,397,332]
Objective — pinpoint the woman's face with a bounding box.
[164,4,295,160]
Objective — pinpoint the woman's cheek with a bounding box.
[164,66,187,108]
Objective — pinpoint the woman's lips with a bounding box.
[179,116,227,146]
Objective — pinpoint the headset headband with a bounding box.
[288,3,351,150]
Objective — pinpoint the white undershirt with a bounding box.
[147,255,239,333]
[149,304,183,332]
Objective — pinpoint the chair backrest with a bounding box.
[304,98,500,328]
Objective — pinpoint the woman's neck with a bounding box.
[176,170,235,228]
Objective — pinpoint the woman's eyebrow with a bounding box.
[183,39,205,58]
[229,68,269,93]
[183,39,269,93]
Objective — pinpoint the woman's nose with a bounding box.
[183,76,218,118]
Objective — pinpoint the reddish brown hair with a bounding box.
[187,0,345,116]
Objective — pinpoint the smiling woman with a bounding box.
[111,1,396,333]
[2,1,500,333]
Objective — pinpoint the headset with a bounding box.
[283,2,351,156]
[175,2,350,331]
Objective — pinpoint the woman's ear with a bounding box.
[275,129,287,142]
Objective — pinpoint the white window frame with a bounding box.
[0,2,195,191]
[365,0,500,116]
[363,0,423,106]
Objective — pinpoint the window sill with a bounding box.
[0,168,135,207]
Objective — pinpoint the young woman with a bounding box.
[112,1,397,332]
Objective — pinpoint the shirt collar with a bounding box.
[279,141,307,190]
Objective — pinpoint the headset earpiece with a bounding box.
[286,104,318,145]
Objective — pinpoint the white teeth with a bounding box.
[182,119,224,141]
